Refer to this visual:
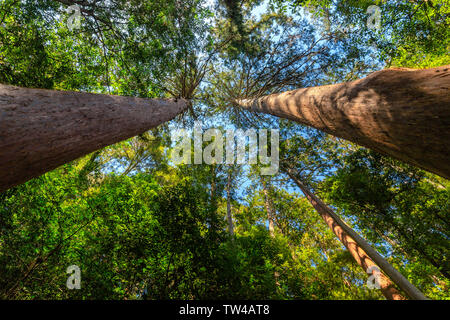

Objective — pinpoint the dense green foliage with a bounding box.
[0,158,384,299]
[0,0,448,300]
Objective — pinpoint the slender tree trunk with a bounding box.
[238,65,450,179]
[262,180,275,237]
[260,178,280,287]
[285,169,429,300]
[0,84,187,192]
[210,165,217,207]
[226,170,234,236]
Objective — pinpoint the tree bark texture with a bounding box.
[286,169,429,300]
[238,66,450,179]
[0,84,188,192]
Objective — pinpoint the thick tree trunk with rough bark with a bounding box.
[0,84,187,192]
[285,168,429,300]
[238,66,450,179]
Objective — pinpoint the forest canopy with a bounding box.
[0,0,449,300]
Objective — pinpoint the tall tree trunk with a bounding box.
[210,164,217,207]
[0,84,187,192]
[261,178,280,287]
[226,169,235,236]
[285,168,429,300]
[262,179,275,237]
[238,65,450,179]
